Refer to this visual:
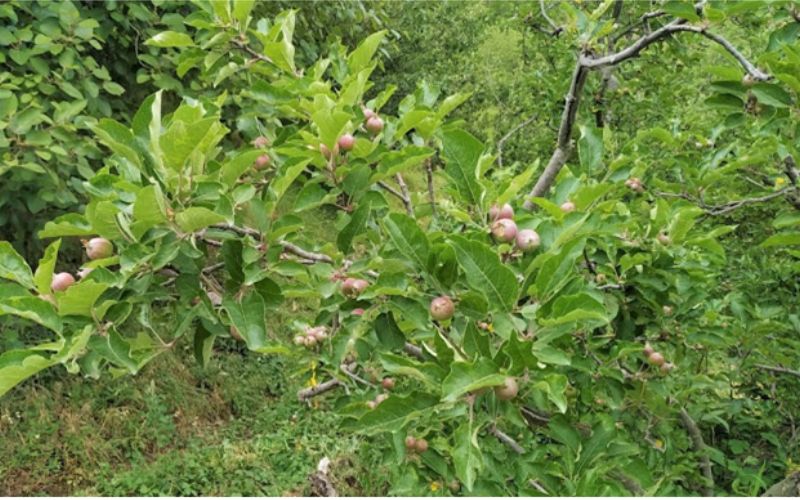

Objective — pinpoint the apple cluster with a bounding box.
[488,203,541,252]
[643,342,675,373]
[294,326,329,347]
[50,237,114,293]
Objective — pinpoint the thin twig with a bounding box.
[404,342,425,361]
[340,362,375,387]
[539,0,563,36]
[395,173,414,216]
[297,379,342,402]
[232,39,273,64]
[755,364,800,378]
[279,240,334,264]
[490,424,525,454]
[425,158,437,219]
[678,408,714,496]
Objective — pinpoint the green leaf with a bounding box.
[57,281,109,317]
[232,0,255,28]
[33,239,61,296]
[378,352,446,388]
[38,214,94,239]
[89,328,139,373]
[344,392,438,435]
[441,359,507,402]
[219,150,265,188]
[374,312,406,350]
[578,125,603,171]
[761,232,800,247]
[193,324,215,369]
[751,83,792,108]
[132,185,168,239]
[337,200,372,253]
[0,242,34,290]
[145,31,195,48]
[223,293,268,350]
[348,30,387,73]
[662,0,700,21]
[449,236,519,313]
[441,129,484,206]
[383,213,430,273]
[270,157,312,203]
[453,421,483,492]
[0,296,62,333]
[175,207,227,233]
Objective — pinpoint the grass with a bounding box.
[0,344,386,496]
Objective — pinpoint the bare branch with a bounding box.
[297,379,342,402]
[490,424,525,454]
[232,39,273,64]
[404,342,425,361]
[498,114,537,168]
[378,180,412,216]
[425,159,437,219]
[678,408,714,496]
[703,187,796,215]
[755,364,800,379]
[539,0,564,36]
[395,173,414,216]
[210,223,261,238]
[340,362,375,387]
[279,240,334,264]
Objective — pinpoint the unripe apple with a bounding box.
[448,481,460,493]
[252,136,269,148]
[429,296,455,321]
[657,233,671,245]
[363,108,377,120]
[660,362,675,374]
[742,74,756,88]
[351,278,369,295]
[662,305,673,317]
[338,133,355,152]
[367,400,377,410]
[254,154,271,170]
[560,201,576,213]
[404,436,417,450]
[304,335,317,347]
[375,393,388,405]
[382,377,395,390]
[494,376,519,401]
[230,326,244,342]
[647,351,666,366]
[352,308,365,316]
[51,272,75,292]
[293,335,305,345]
[489,203,514,221]
[595,273,606,284]
[491,218,518,242]
[643,342,655,357]
[365,116,384,134]
[515,229,540,252]
[415,438,428,453]
[85,238,113,260]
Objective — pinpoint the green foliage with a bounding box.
[1,0,799,496]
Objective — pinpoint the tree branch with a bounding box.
[378,180,412,216]
[395,173,414,216]
[755,364,800,379]
[678,408,714,496]
[490,424,525,454]
[498,114,537,168]
[524,19,771,207]
[279,240,334,264]
[425,158,437,219]
[297,379,342,402]
[539,0,564,36]
[403,342,425,361]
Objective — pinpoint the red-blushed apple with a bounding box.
[338,134,355,152]
[660,362,675,374]
[404,436,417,450]
[51,272,75,292]
[363,108,377,120]
[352,308,365,316]
[489,203,514,221]
[494,376,519,401]
[657,232,671,245]
[643,342,655,357]
[560,201,576,213]
[85,237,113,260]
[492,218,518,242]
[254,154,271,170]
[647,351,666,366]
[252,136,269,148]
[516,229,540,252]
[382,377,395,390]
[429,296,455,321]
[415,438,428,453]
[366,116,384,134]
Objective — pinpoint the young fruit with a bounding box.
[254,154,271,170]
[338,133,355,152]
[647,352,666,366]
[560,201,576,213]
[382,377,395,390]
[375,393,388,405]
[252,136,270,148]
[491,218,518,242]
[515,229,540,252]
[352,308,365,316]
[657,233,671,245]
[662,305,674,317]
[429,296,455,321]
[367,400,377,410]
[643,342,655,357]
[51,272,75,292]
[489,203,514,221]
[594,273,606,284]
[293,335,305,346]
[365,116,384,134]
[660,362,675,374]
[363,108,377,120]
[415,438,429,453]
[625,177,644,193]
[404,436,417,450]
[495,377,519,401]
[85,237,113,260]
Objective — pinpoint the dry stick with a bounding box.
[755,364,800,378]
[490,425,525,454]
[497,115,538,168]
[678,408,715,496]
[425,159,437,219]
[395,173,414,216]
[297,379,342,402]
[403,342,425,361]
[523,20,771,209]
[309,457,338,497]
